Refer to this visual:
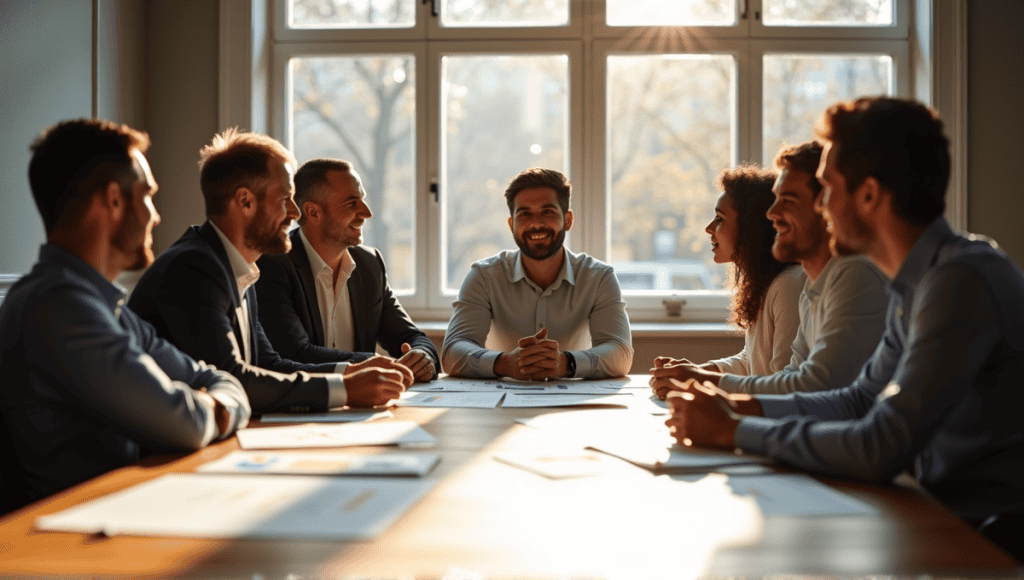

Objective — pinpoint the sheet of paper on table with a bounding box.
[588,430,773,473]
[626,394,672,415]
[35,473,433,540]
[236,421,436,450]
[493,448,614,479]
[394,391,505,408]
[665,473,879,516]
[197,450,441,477]
[260,409,393,423]
[409,376,639,395]
[501,393,635,408]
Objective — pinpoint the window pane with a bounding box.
[607,54,735,292]
[442,54,569,292]
[441,0,568,27]
[289,0,415,29]
[606,0,734,27]
[763,0,893,26]
[763,54,892,162]
[291,55,416,293]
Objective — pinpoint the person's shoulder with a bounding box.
[769,264,806,297]
[827,254,887,288]
[348,244,385,266]
[4,265,102,323]
[933,233,1024,289]
[569,251,614,275]
[471,249,517,273]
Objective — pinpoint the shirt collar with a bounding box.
[39,243,127,311]
[209,221,260,297]
[512,248,576,291]
[806,256,841,298]
[299,228,357,281]
[890,217,956,296]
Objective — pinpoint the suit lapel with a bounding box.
[197,221,249,357]
[289,230,326,346]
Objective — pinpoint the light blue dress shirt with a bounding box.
[442,249,633,379]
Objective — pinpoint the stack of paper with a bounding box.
[236,421,436,450]
[198,450,441,477]
[35,473,433,540]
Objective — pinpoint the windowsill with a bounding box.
[417,320,739,340]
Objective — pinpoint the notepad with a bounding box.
[35,473,433,540]
[198,450,441,477]
[236,421,436,449]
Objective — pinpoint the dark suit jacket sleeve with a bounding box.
[353,247,439,376]
[129,246,334,414]
[255,253,373,364]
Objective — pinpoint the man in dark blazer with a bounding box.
[256,159,439,382]
[129,130,411,414]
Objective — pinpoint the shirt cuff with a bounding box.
[335,362,349,374]
[735,416,778,456]
[717,373,741,393]
[477,350,499,377]
[568,350,591,378]
[757,394,801,418]
[326,374,347,409]
[207,390,251,437]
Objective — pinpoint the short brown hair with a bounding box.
[774,140,824,197]
[717,163,794,330]
[28,118,150,233]
[294,158,354,225]
[198,128,297,217]
[816,96,949,225]
[504,168,571,215]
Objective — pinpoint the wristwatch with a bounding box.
[564,351,576,378]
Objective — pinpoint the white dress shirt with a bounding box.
[298,229,357,353]
[210,223,349,407]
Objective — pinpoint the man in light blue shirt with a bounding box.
[666,97,1024,560]
[651,141,888,396]
[442,168,632,380]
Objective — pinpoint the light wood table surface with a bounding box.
[0,378,1019,579]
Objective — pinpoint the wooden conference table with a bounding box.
[0,376,1019,579]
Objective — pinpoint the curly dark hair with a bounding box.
[718,164,796,330]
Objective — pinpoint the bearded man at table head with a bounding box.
[442,168,633,380]
[0,119,251,514]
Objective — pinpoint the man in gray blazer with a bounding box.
[256,159,438,382]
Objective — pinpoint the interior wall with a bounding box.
[143,0,221,255]
[966,1,1024,268]
[0,0,93,276]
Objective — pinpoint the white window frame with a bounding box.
[221,0,966,324]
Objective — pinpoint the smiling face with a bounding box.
[705,191,738,264]
[113,149,161,271]
[766,168,828,265]
[245,159,300,256]
[318,169,372,249]
[817,141,872,256]
[508,187,573,261]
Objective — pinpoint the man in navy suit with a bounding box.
[129,130,412,414]
[255,159,438,382]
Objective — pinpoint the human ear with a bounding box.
[564,209,574,232]
[235,187,256,215]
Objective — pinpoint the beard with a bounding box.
[772,221,827,263]
[112,192,155,271]
[515,227,565,261]
[245,203,291,256]
[825,211,872,257]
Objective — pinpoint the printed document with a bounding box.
[197,450,441,477]
[236,421,436,450]
[501,393,634,408]
[260,409,393,423]
[35,473,433,539]
[394,391,505,408]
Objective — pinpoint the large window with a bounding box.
[271,0,910,321]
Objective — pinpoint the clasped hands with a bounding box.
[659,377,746,450]
[496,328,568,381]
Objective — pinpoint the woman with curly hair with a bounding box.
[663,164,804,376]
